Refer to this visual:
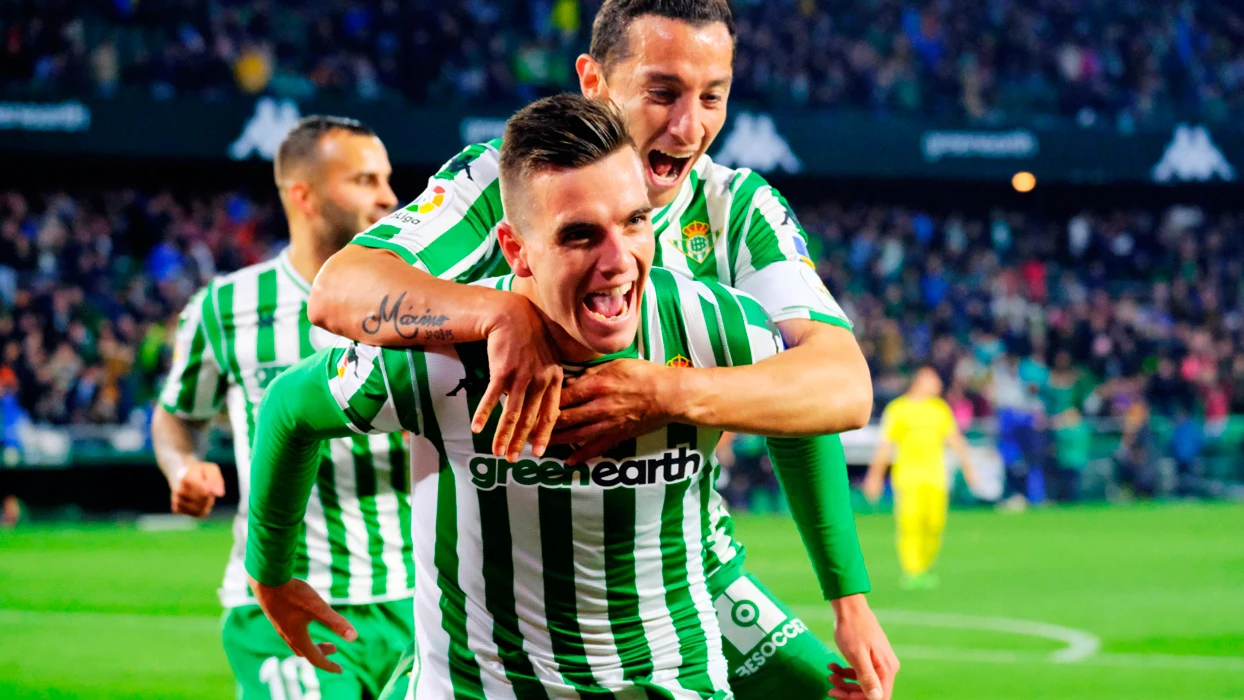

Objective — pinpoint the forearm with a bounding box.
[768,434,871,599]
[673,324,872,436]
[151,407,207,487]
[246,360,354,586]
[307,246,516,347]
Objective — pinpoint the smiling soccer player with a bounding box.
[305,2,896,698]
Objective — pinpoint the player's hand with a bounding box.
[829,595,898,700]
[477,296,563,461]
[552,359,676,463]
[170,460,225,517]
[861,474,885,505]
[248,576,358,674]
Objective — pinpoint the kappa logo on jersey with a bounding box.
[713,577,808,678]
[468,446,704,490]
[677,221,719,263]
[667,355,693,368]
[406,184,452,215]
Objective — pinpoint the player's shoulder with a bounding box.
[648,267,770,329]
[695,153,778,203]
[430,139,502,185]
[468,274,515,291]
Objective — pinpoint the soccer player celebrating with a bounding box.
[308,2,897,698]
[153,116,413,698]
[248,93,806,699]
[863,367,979,590]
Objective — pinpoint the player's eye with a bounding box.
[648,89,676,104]
[702,92,723,106]
[629,213,649,226]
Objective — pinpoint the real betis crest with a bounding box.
[676,221,719,264]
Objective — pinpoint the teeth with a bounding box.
[591,282,633,297]
[655,149,694,159]
[586,298,629,322]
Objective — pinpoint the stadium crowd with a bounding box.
[4,0,1244,124]
[2,184,1241,500]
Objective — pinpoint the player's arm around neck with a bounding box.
[309,244,536,348]
[674,318,873,436]
[309,246,563,459]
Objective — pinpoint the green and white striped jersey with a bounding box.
[159,249,415,608]
[318,269,780,698]
[351,140,851,329]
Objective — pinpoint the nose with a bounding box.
[377,181,398,212]
[666,96,705,148]
[595,227,633,279]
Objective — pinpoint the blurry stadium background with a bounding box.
[1,1,1242,698]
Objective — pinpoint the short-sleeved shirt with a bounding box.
[159,249,414,607]
[879,395,956,488]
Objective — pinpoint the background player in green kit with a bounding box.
[153,116,413,699]
[248,93,800,699]
[306,2,898,699]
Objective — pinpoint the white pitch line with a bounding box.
[794,606,1244,671]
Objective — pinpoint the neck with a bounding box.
[509,275,607,365]
[286,222,334,286]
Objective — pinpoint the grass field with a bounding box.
[2,503,1242,699]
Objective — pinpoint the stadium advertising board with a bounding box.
[0,96,1239,184]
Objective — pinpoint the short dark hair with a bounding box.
[274,115,376,184]
[499,94,634,219]
[589,0,736,72]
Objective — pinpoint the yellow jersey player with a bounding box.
[864,368,977,589]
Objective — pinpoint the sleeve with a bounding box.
[246,343,419,585]
[726,171,852,330]
[696,278,784,368]
[349,140,505,282]
[158,285,227,419]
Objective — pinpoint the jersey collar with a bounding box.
[651,153,711,229]
[277,248,313,297]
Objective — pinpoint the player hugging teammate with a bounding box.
[162,2,901,699]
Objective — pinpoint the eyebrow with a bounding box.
[553,206,654,240]
[644,71,733,90]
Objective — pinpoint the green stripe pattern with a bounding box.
[316,270,778,695]
[157,251,413,608]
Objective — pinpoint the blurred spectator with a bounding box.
[1050,408,1091,502]
[5,1,1244,124]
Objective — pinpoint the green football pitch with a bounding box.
[2,503,1242,699]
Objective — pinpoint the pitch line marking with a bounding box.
[4,609,1243,672]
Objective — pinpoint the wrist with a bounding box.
[830,593,870,620]
[480,288,531,338]
[664,366,710,424]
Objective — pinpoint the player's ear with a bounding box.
[577,54,609,101]
[285,180,317,220]
[497,221,532,277]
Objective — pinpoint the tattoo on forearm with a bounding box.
[361,291,452,340]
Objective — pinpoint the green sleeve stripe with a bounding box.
[807,311,854,331]
[415,179,502,278]
[741,192,788,271]
[702,281,753,366]
[382,350,421,434]
[170,315,207,414]
[350,231,424,264]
